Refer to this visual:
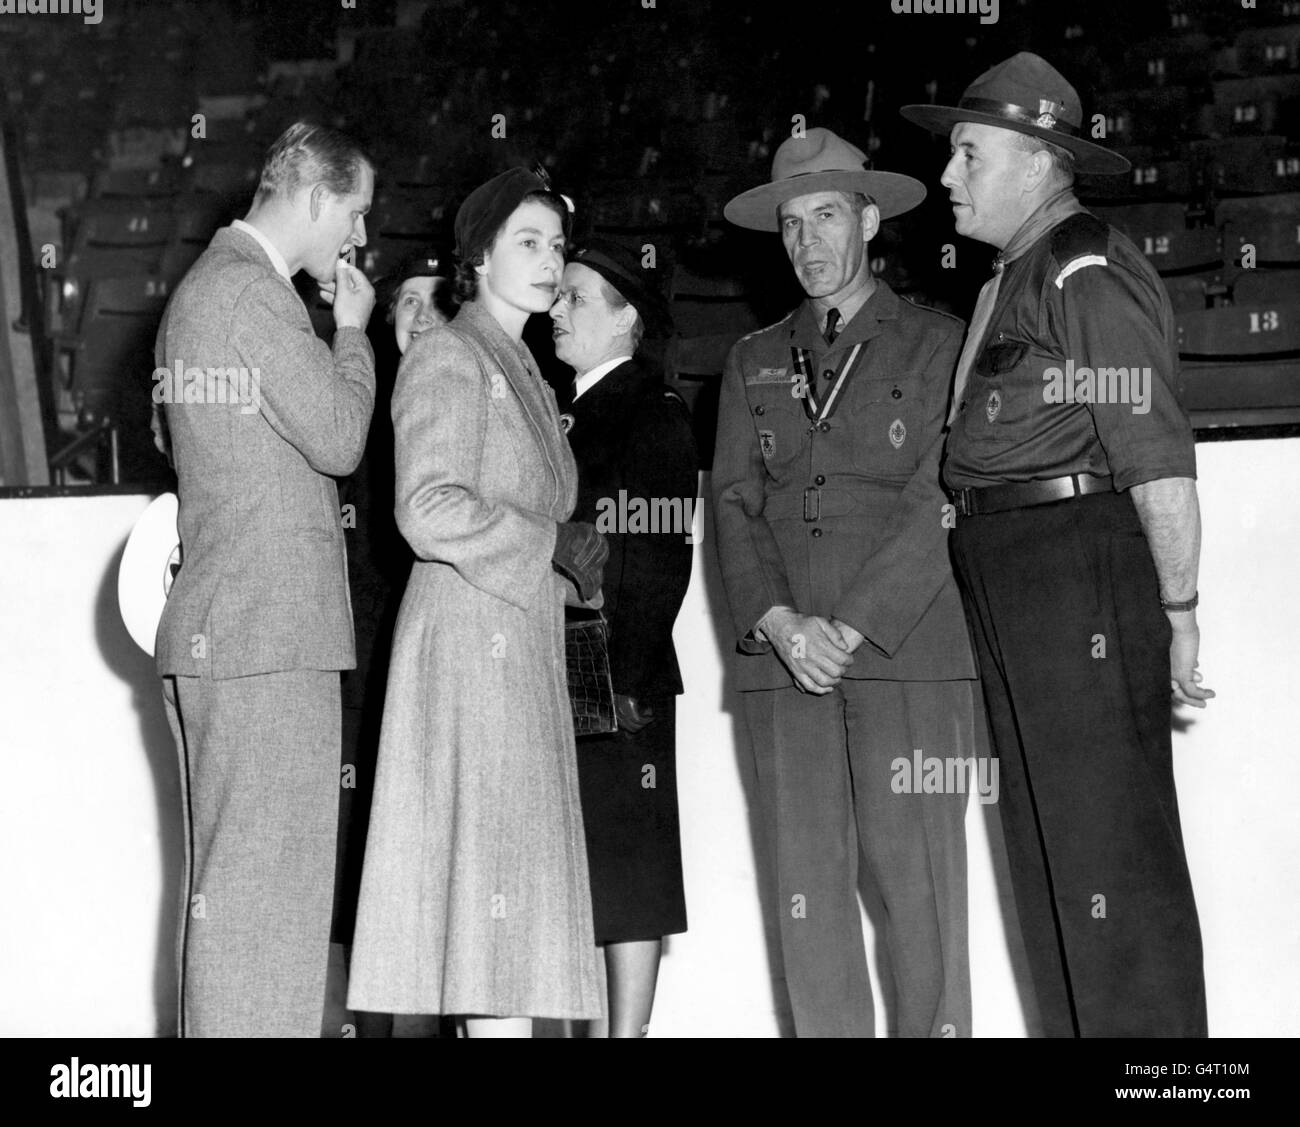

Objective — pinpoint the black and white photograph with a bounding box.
[0,0,1294,1103]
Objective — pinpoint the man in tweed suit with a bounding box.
[154,122,376,1036]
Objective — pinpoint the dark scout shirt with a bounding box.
[943,212,1196,492]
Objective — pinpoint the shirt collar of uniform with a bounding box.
[998,186,1087,268]
[790,277,899,353]
[573,355,632,401]
[231,219,292,281]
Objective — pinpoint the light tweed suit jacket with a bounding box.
[153,225,376,679]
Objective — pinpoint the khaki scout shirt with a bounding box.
[943,212,1196,491]
[712,280,977,692]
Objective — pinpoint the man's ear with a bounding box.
[309,183,327,222]
[860,203,881,245]
[614,303,638,339]
[1024,148,1053,193]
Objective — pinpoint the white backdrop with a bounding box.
[1,436,1297,1036]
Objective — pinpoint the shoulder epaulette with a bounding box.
[899,293,965,328]
[736,308,797,344]
[1050,213,1111,288]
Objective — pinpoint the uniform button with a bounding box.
[823,369,835,381]
[811,528,823,538]
[818,421,830,432]
[891,387,902,399]
[754,404,766,416]
[814,474,826,485]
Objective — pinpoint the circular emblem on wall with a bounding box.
[888,418,906,449]
[986,389,1002,423]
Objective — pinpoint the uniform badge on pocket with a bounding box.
[888,418,906,449]
[759,429,776,459]
[986,389,1002,422]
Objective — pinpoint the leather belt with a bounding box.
[947,473,1113,517]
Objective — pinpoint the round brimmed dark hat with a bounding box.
[900,52,1131,175]
[454,165,573,259]
[724,128,926,231]
[376,247,454,308]
[570,237,673,339]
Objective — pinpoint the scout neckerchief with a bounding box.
[946,186,1087,424]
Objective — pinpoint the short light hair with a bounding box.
[1010,131,1076,188]
[253,122,373,206]
[597,277,644,353]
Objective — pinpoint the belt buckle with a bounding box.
[803,486,821,522]
[949,488,973,518]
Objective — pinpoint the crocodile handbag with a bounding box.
[565,611,617,736]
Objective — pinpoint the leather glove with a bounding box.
[553,521,608,603]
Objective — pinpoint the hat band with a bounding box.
[959,96,1081,138]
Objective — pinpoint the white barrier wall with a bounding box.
[1,438,1297,1036]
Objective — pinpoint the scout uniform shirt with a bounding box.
[943,212,1196,492]
[711,279,976,693]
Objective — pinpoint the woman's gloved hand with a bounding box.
[553,521,608,603]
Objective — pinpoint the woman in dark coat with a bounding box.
[348,169,608,1037]
[548,237,698,1036]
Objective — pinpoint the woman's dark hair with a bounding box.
[454,190,570,303]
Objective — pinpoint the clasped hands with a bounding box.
[761,607,865,695]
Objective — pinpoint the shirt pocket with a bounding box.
[958,337,1052,445]
[750,392,807,484]
[845,374,924,475]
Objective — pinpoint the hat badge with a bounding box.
[1035,99,1063,130]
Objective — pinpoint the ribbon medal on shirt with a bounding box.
[790,340,868,429]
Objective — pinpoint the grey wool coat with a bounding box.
[347,299,604,1019]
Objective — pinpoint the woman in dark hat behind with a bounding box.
[347,167,608,1036]
[379,248,459,355]
[549,237,698,1036]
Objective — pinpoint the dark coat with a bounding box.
[564,359,698,698]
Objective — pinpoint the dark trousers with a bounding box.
[950,490,1207,1037]
[742,678,977,1038]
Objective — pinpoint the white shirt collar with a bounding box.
[232,220,292,281]
[573,355,632,401]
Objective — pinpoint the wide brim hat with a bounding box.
[900,52,1131,175]
[569,238,673,339]
[724,128,926,231]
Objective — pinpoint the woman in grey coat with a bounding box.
[347,168,608,1036]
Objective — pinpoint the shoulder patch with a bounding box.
[1051,213,1112,289]
[1050,212,1110,266]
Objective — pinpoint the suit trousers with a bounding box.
[742,677,977,1037]
[950,490,1207,1037]
[162,670,342,1037]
